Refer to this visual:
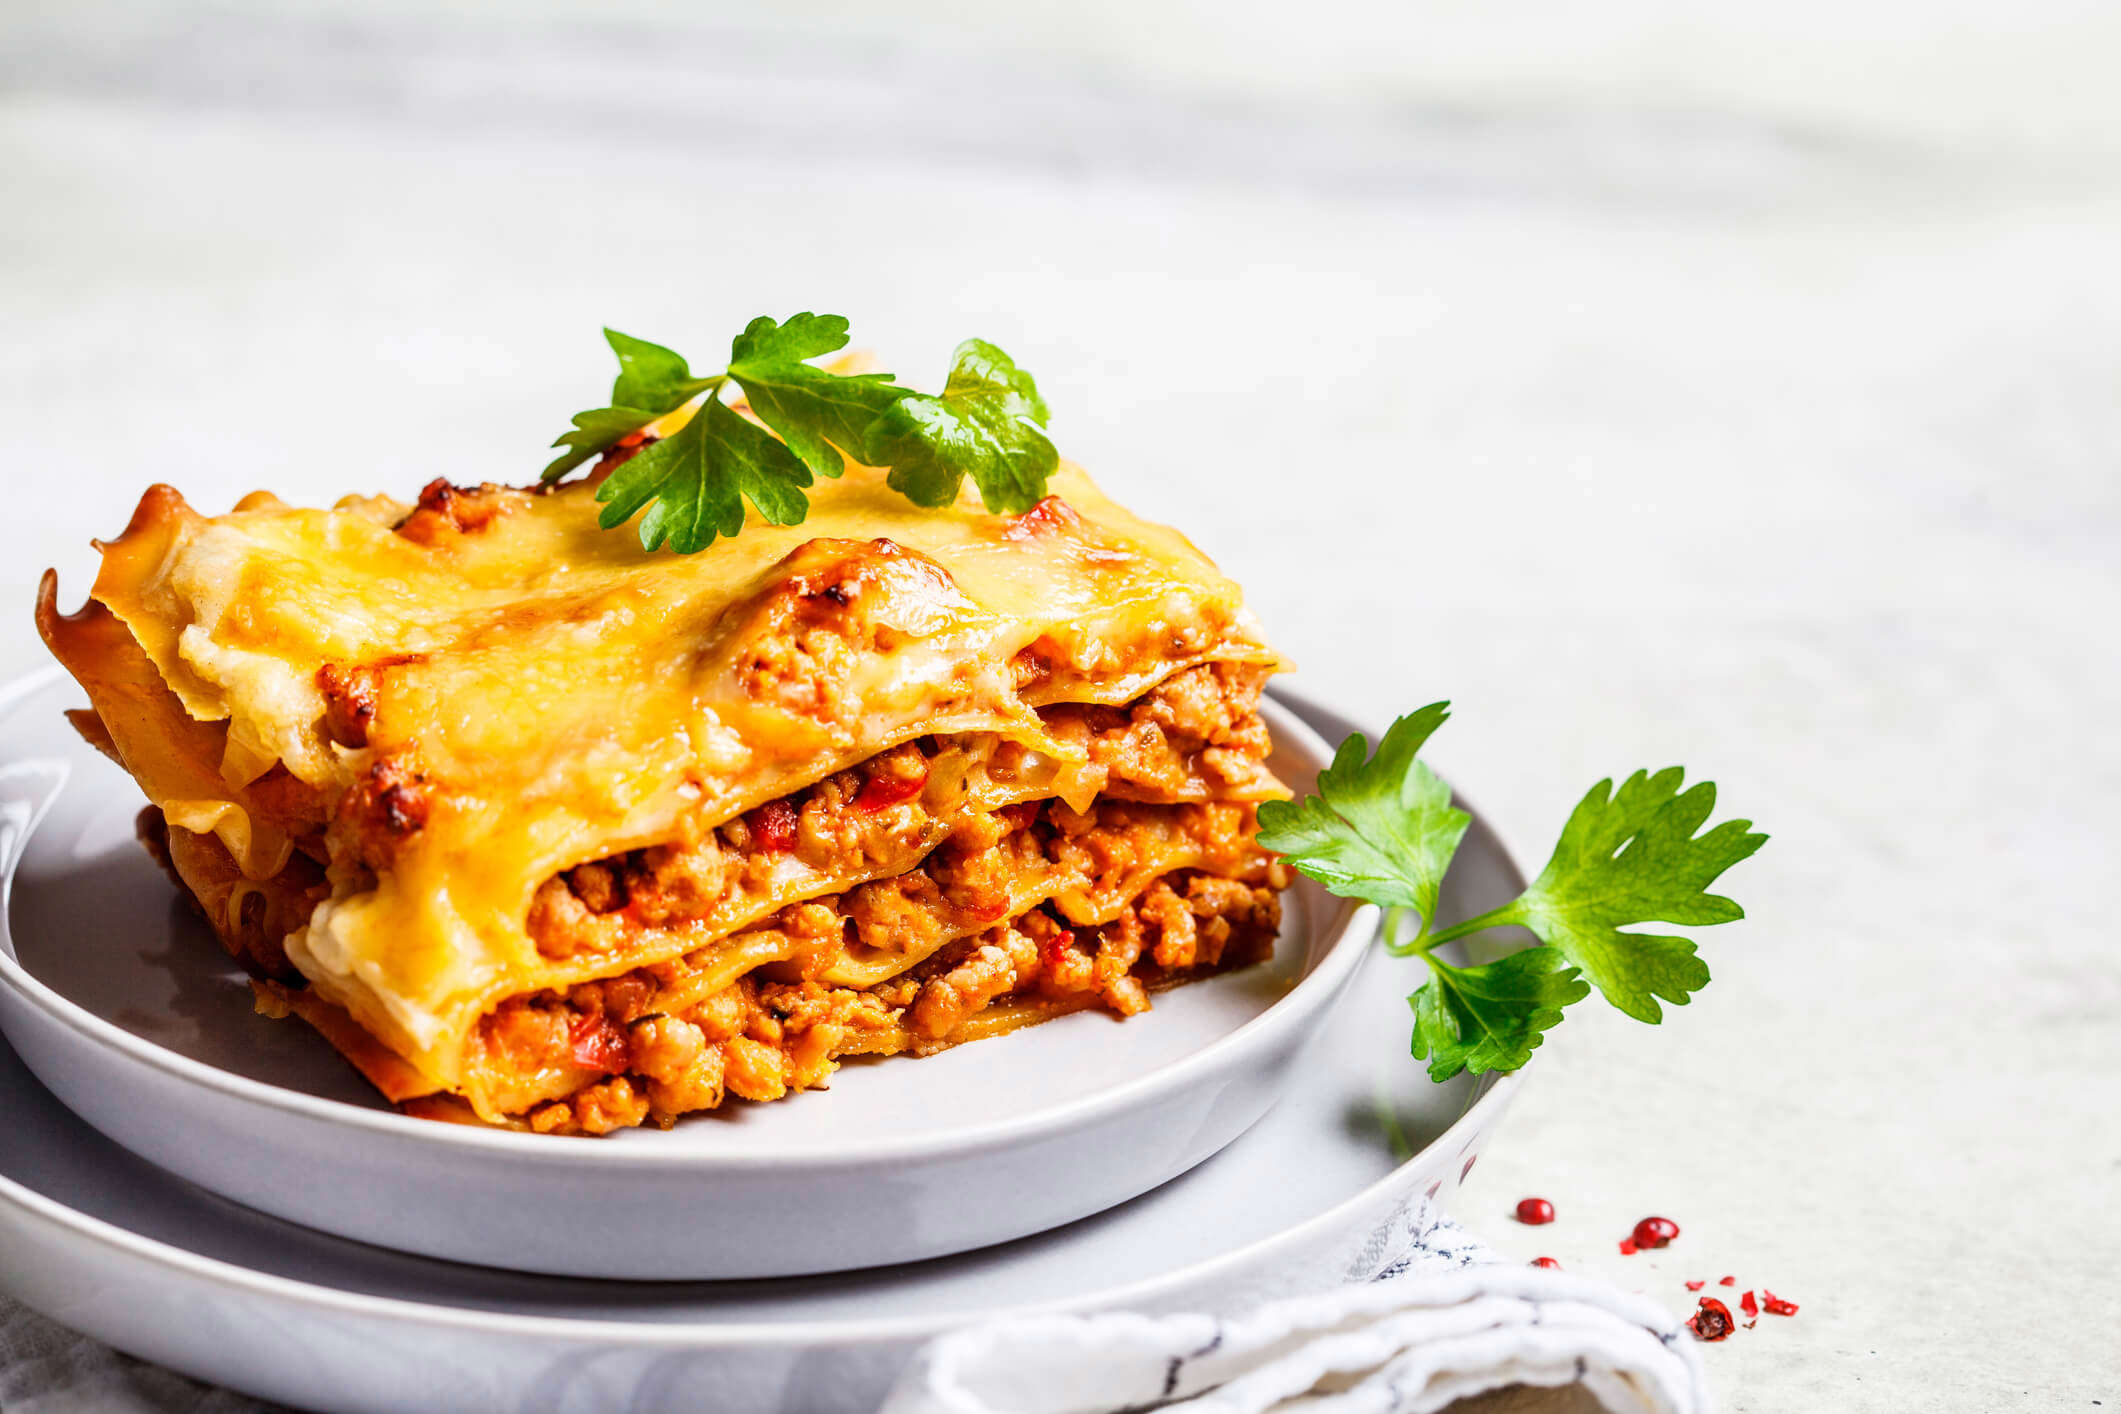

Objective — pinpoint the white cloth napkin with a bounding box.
[0,1201,1704,1413]
[0,1298,287,1414]
[883,1200,1707,1414]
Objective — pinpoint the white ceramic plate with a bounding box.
[0,673,1376,1278]
[0,686,1528,1414]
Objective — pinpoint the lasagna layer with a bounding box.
[471,796,1275,1123]
[447,864,1285,1135]
[522,660,1279,975]
[173,725,1279,1125]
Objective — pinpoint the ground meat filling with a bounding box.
[468,661,1289,1134]
[393,478,530,545]
[833,795,1272,971]
[1039,660,1278,802]
[724,537,974,722]
[712,529,1253,726]
[497,867,1284,1136]
[528,740,941,960]
[526,662,1280,962]
[479,793,1282,1127]
[488,794,1276,1099]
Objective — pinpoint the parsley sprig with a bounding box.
[1256,704,1765,1081]
[542,317,1057,553]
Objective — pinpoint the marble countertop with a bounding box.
[1,6,2116,1410]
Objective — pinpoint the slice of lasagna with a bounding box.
[38,448,1291,1134]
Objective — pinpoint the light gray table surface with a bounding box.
[1,6,2116,1411]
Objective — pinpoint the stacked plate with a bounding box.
[0,676,1522,1414]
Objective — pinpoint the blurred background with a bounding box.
[3,3,2117,1409]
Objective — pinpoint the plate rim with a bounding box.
[0,670,1372,1171]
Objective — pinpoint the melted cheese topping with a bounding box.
[59,462,1277,1092]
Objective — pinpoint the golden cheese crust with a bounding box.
[41,456,1287,1127]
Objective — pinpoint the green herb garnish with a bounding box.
[1256,704,1765,1081]
[543,317,1056,553]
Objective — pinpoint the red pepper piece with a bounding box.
[1718,1275,1736,1286]
[855,763,928,811]
[1762,1291,1799,1316]
[1530,1256,1563,1270]
[1038,929,1080,973]
[1618,1238,1638,1256]
[751,798,798,852]
[1685,1280,1706,1292]
[1515,1197,1556,1225]
[567,1011,631,1074]
[1687,1297,1735,1342]
[1740,1290,1759,1319]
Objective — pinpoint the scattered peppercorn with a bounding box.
[1688,1297,1735,1342]
[1631,1216,1680,1250]
[1515,1197,1556,1225]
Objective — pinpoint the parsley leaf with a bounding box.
[726,313,908,478]
[545,406,661,482]
[1513,769,1765,1022]
[1256,703,1467,928]
[1409,948,1589,1081]
[544,318,1060,545]
[607,329,723,412]
[542,329,721,482]
[595,397,811,553]
[1259,703,1765,1080]
[866,339,1058,514]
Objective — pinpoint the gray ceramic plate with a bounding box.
[0,673,1386,1278]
